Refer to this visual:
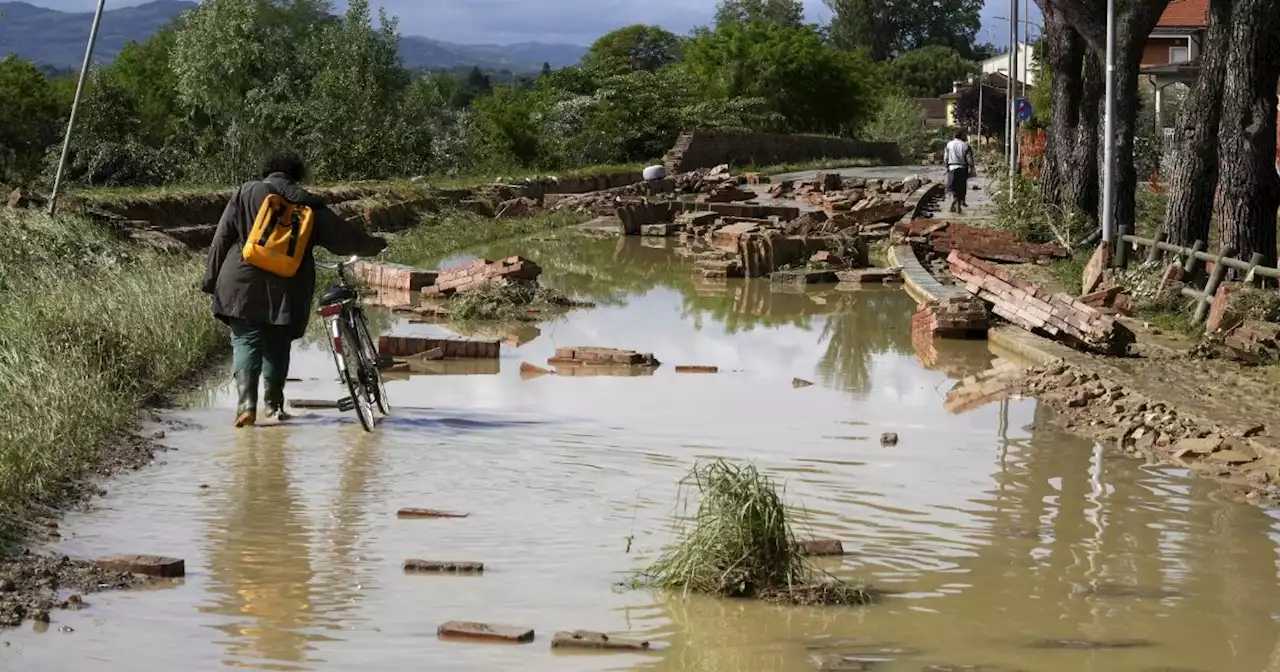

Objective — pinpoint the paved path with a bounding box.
[743,164,1001,222]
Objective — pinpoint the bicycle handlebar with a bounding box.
[316,254,361,271]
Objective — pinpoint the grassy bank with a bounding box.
[0,209,226,544]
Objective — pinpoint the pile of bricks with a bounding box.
[547,347,659,367]
[351,261,437,291]
[947,250,1135,355]
[895,220,1068,264]
[910,296,990,339]
[696,185,757,203]
[422,256,541,296]
[943,361,1026,414]
[378,335,501,359]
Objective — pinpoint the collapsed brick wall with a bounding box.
[662,131,902,173]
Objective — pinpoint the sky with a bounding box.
[27,0,1043,47]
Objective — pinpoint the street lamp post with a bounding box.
[1007,0,1019,201]
[1101,0,1117,244]
[48,0,107,215]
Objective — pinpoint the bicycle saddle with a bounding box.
[319,285,355,305]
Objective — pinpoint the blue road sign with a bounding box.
[1015,98,1033,122]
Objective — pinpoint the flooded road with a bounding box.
[8,233,1280,672]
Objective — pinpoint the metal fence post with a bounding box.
[1146,230,1167,264]
[1194,246,1235,323]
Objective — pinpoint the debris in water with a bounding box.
[674,365,719,373]
[59,626,74,633]
[1025,638,1153,650]
[880,432,899,446]
[793,378,814,388]
[396,508,469,519]
[403,559,484,573]
[438,620,534,643]
[548,347,659,367]
[519,361,554,378]
[290,399,340,409]
[795,539,845,557]
[550,630,650,651]
[636,459,872,605]
[93,554,185,578]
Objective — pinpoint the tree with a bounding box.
[1216,0,1280,267]
[1162,0,1230,249]
[540,62,552,78]
[1036,0,1172,233]
[862,96,932,160]
[953,81,1008,139]
[683,22,878,135]
[0,56,63,182]
[104,26,184,147]
[826,0,983,61]
[581,25,683,74]
[1037,2,1100,219]
[714,0,804,28]
[886,46,977,97]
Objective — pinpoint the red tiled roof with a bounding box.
[1157,0,1209,27]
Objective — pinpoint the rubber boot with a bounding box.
[263,376,292,422]
[234,369,259,428]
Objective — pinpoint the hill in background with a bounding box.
[0,0,587,73]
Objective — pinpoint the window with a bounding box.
[1169,45,1190,63]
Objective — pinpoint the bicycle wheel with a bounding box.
[353,308,390,416]
[338,318,376,432]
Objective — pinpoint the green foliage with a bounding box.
[582,25,683,75]
[683,22,878,135]
[0,210,225,535]
[826,0,984,61]
[0,56,65,183]
[861,96,932,161]
[887,46,978,97]
[714,0,805,28]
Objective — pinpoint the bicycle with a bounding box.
[315,255,389,431]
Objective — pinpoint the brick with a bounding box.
[403,559,484,573]
[547,346,658,367]
[95,554,185,578]
[438,621,534,643]
[1206,282,1280,333]
[397,508,469,518]
[551,631,650,651]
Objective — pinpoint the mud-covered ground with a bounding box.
[1015,361,1280,502]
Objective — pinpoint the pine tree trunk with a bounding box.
[1062,52,1103,219]
[1217,0,1280,268]
[1103,49,1143,235]
[1040,6,1087,210]
[1163,0,1231,249]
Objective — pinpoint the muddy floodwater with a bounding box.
[9,233,1280,672]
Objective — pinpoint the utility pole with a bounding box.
[1101,0,1117,243]
[1007,0,1019,200]
[48,0,107,216]
[1022,0,1029,99]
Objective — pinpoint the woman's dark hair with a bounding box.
[259,148,307,182]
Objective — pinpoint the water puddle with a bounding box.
[7,234,1280,671]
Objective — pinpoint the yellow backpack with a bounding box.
[242,189,315,278]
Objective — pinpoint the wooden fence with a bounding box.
[1113,224,1279,324]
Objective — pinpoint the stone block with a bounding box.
[674,365,719,373]
[551,631,650,651]
[640,223,680,237]
[1206,282,1280,333]
[835,268,902,283]
[816,172,843,192]
[769,269,840,287]
[378,336,500,359]
[403,559,484,573]
[438,621,534,643]
[549,347,659,367]
[1081,243,1111,294]
[95,554,185,578]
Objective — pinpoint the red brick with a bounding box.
[95,554,185,578]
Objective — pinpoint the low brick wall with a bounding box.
[663,131,902,173]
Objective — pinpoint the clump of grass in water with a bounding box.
[640,459,872,606]
[445,281,589,323]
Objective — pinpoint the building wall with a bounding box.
[662,131,903,172]
[980,43,1036,87]
[1142,37,1190,67]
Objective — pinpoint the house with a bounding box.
[911,98,949,128]
[1140,0,1208,131]
[940,72,1029,134]
[979,43,1036,88]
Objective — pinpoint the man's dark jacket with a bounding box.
[201,173,386,339]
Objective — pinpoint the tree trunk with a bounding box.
[1102,47,1144,235]
[1163,0,1232,249]
[1063,52,1103,219]
[1040,4,1086,209]
[1217,0,1280,268]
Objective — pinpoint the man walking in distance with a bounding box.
[202,149,388,427]
[944,129,976,214]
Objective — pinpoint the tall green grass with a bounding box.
[381,210,588,267]
[0,210,225,541]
